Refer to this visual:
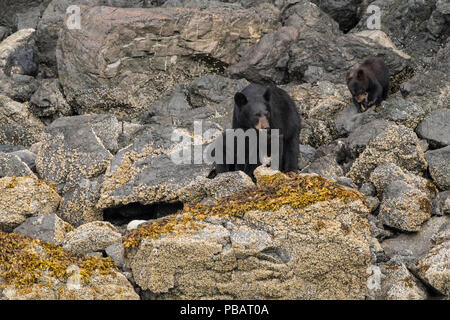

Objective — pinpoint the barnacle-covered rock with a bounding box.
[123,172,372,300]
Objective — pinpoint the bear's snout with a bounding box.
[255,116,270,130]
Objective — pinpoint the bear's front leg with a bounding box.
[281,134,299,173]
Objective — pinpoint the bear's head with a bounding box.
[347,69,369,103]
[233,88,271,130]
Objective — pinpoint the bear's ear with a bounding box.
[263,88,271,102]
[234,92,248,107]
[357,69,365,80]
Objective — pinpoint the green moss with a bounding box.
[0,232,117,293]
[123,173,364,248]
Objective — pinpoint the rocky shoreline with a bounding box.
[0,0,449,300]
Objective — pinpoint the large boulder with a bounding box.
[35,114,120,193]
[123,173,372,299]
[0,176,61,232]
[36,0,146,70]
[56,5,279,119]
[347,124,427,185]
[0,231,139,300]
[0,29,39,102]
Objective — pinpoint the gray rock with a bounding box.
[0,29,38,102]
[381,215,449,266]
[400,70,450,114]
[431,191,450,216]
[29,79,73,123]
[229,26,410,85]
[302,154,343,180]
[0,176,61,232]
[352,0,446,63]
[365,196,380,214]
[347,124,428,185]
[281,0,341,36]
[346,120,393,159]
[13,6,42,30]
[359,182,377,197]
[335,103,383,136]
[0,0,50,31]
[378,180,432,232]
[62,221,122,255]
[299,118,337,148]
[13,213,73,245]
[124,173,372,299]
[427,0,450,39]
[0,26,10,41]
[36,0,146,69]
[425,146,450,190]
[9,150,36,172]
[434,39,450,76]
[58,178,103,227]
[105,242,126,269]
[143,75,249,131]
[419,139,429,153]
[0,152,35,178]
[416,109,450,148]
[35,114,119,193]
[369,163,436,198]
[413,238,450,296]
[0,95,45,147]
[379,95,425,130]
[368,214,394,241]
[310,0,370,33]
[57,5,279,119]
[0,231,139,300]
[298,144,316,170]
[366,263,428,300]
[162,0,243,9]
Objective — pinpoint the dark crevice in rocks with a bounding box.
[103,201,184,226]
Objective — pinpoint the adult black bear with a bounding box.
[215,83,301,180]
[347,57,389,112]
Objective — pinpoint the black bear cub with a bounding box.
[347,56,389,112]
[215,83,301,180]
